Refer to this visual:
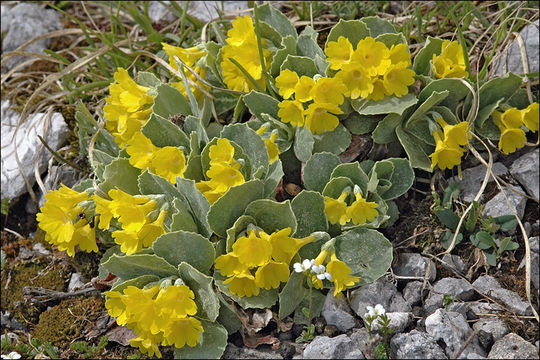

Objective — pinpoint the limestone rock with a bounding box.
[390,329,448,359]
[482,184,527,220]
[493,19,539,77]
[510,149,539,200]
[393,253,436,282]
[472,318,509,344]
[350,276,411,320]
[370,312,413,334]
[321,292,358,332]
[488,333,538,359]
[303,334,364,359]
[188,1,249,23]
[472,275,532,315]
[449,163,508,203]
[223,343,282,359]
[425,278,476,315]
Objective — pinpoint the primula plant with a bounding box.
[34,4,537,358]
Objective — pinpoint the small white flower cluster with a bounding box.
[293,259,332,280]
[1,352,21,360]
[365,304,385,319]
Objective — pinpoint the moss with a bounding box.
[32,296,104,348]
[73,250,102,280]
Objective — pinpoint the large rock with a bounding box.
[1,100,69,200]
[482,184,527,220]
[390,330,448,359]
[425,309,486,359]
[518,236,539,290]
[188,1,249,23]
[303,334,364,359]
[425,278,476,315]
[1,3,63,71]
[449,163,508,203]
[488,333,538,359]
[493,19,539,77]
[441,254,467,274]
[370,312,413,334]
[321,292,358,332]
[472,275,532,315]
[510,149,539,200]
[350,276,411,320]
[402,281,424,307]
[223,343,281,359]
[147,1,176,23]
[472,318,509,344]
[393,253,436,282]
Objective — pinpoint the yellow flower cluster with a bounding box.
[432,40,468,79]
[429,118,470,171]
[105,283,204,358]
[324,191,379,226]
[126,132,186,185]
[276,70,346,134]
[325,36,415,100]
[162,43,208,99]
[220,15,271,92]
[196,138,246,204]
[103,68,154,148]
[256,126,280,163]
[93,189,165,255]
[36,185,98,257]
[493,103,539,155]
[311,249,360,297]
[215,227,313,297]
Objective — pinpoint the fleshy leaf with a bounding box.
[175,178,212,238]
[245,199,297,234]
[330,162,369,195]
[303,152,341,193]
[281,55,319,78]
[291,190,328,237]
[325,19,369,49]
[177,262,220,322]
[171,198,198,234]
[242,91,280,120]
[372,113,400,144]
[294,126,314,162]
[173,320,228,359]
[153,231,215,273]
[352,93,418,116]
[142,113,190,151]
[257,3,297,39]
[312,123,352,155]
[152,83,192,118]
[101,254,178,282]
[110,274,160,293]
[101,158,141,195]
[278,271,307,319]
[361,16,397,36]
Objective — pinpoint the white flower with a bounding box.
[365,305,376,318]
[294,259,314,273]
[374,304,385,316]
[311,264,326,275]
[1,352,21,359]
[317,272,332,281]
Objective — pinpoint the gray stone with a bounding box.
[482,184,527,220]
[488,333,538,359]
[518,236,539,290]
[1,3,63,71]
[442,254,467,274]
[493,19,539,77]
[350,276,411,320]
[447,302,469,318]
[68,273,85,292]
[510,149,539,200]
[425,309,486,359]
[147,1,176,23]
[188,1,249,23]
[0,312,23,331]
[393,253,436,282]
[321,292,358,332]
[449,163,508,203]
[32,242,51,257]
[303,334,363,359]
[472,275,532,315]
[349,328,370,355]
[425,278,476,315]
[390,330,448,359]
[223,343,282,359]
[371,312,413,334]
[1,100,69,200]
[473,319,509,344]
[467,301,504,316]
[403,281,424,306]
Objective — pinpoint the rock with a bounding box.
[425,278,476,315]
[393,253,436,282]
[472,275,532,315]
[1,100,69,200]
[68,273,85,292]
[147,1,176,23]
[473,319,509,344]
[488,333,538,359]
[303,334,364,359]
[390,329,448,359]
[323,324,339,337]
[447,303,468,318]
[518,236,539,290]
[350,276,410,320]
[18,246,34,260]
[1,312,24,331]
[279,342,298,359]
[467,301,504,316]
[493,19,539,77]
[349,327,370,354]
[482,184,527,220]
[321,292,358,332]
[441,254,467,274]
[425,309,486,359]
[403,281,424,307]
[477,329,494,351]
[371,312,413,334]
[188,1,249,23]
[510,149,539,200]
[223,343,281,359]
[32,242,51,257]
[449,163,508,203]
[1,3,64,71]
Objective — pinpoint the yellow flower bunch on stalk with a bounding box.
[126,132,187,184]
[311,249,360,297]
[276,70,347,134]
[493,103,539,155]
[103,68,154,147]
[93,189,166,255]
[162,43,208,99]
[36,184,98,257]
[220,15,271,92]
[196,138,246,204]
[215,227,313,297]
[256,126,280,163]
[325,36,415,100]
[105,283,204,358]
[432,40,468,79]
[429,118,470,171]
[324,190,379,226]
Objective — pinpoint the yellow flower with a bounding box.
[267,227,314,264]
[278,99,305,127]
[326,252,360,297]
[336,62,374,99]
[311,77,347,105]
[107,189,157,232]
[429,129,465,171]
[311,249,329,289]
[112,210,166,255]
[382,63,415,97]
[155,285,197,319]
[162,317,204,348]
[498,127,527,155]
[346,193,379,225]
[366,79,388,101]
[436,118,470,148]
[127,132,157,169]
[215,253,249,276]
[265,133,280,164]
[232,230,273,268]
[351,37,391,76]
[130,332,163,358]
[162,43,205,69]
[432,40,468,79]
[221,55,267,92]
[150,146,186,185]
[325,36,354,70]
[324,192,350,225]
[294,76,316,103]
[495,107,522,128]
[206,162,245,192]
[92,195,114,230]
[209,138,236,165]
[305,102,343,134]
[389,44,412,67]
[225,15,257,47]
[122,285,162,335]
[110,68,152,112]
[521,102,539,132]
[196,180,226,205]
[104,290,128,325]
[276,69,299,99]
[223,271,260,297]
[255,261,290,290]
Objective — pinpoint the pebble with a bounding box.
[303,334,364,359]
[509,149,539,200]
[370,312,413,334]
[482,184,527,220]
[472,318,509,345]
[472,275,532,315]
[68,273,85,292]
[448,163,508,203]
[488,333,539,359]
[390,329,448,359]
[393,253,436,282]
[321,292,358,332]
[424,277,476,315]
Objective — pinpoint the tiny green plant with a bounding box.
[364,304,393,359]
[443,294,455,310]
[69,336,108,359]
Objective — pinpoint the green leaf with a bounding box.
[245,199,297,235]
[493,215,518,232]
[406,90,449,127]
[281,55,319,78]
[242,91,280,120]
[312,123,352,155]
[294,126,314,162]
[257,3,297,39]
[343,113,382,135]
[226,215,257,253]
[303,152,341,193]
[110,275,160,293]
[171,198,198,233]
[175,178,212,238]
[331,162,369,195]
[184,154,204,182]
[435,208,460,231]
[184,115,209,150]
[270,35,297,76]
[76,102,118,158]
[412,36,444,76]
[375,33,407,48]
[137,169,181,202]
[207,180,265,238]
[137,71,161,88]
[278,271,307,319]
[477,72,523,109]
[215,278,278,309]
[334,228,393,286]
[101,254,178,282]
[484,249,497,266]
[373,158,414,200]
[396,124,432,171]
[294,290,325,325]
[153,231,215,273]
[441,231,463,249]
[178,262,220,322]
[142,113,190,151]
[418,78,469,111]
[471,231,496,250]
[352,93,417,116]
[217,293,242,334]
[372,113,400,144]
[322,177,355,199]
[326,19,369,49]
[291,190,328,237]
[264,159,284,198]
[498,237,519,254]
[101,158,141,195]
[297,32,325,60]
[259,20,283,48]
[152,83,192,118]
[173,321,227,359]
[475,100,503,130]
[361,16,397,36]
